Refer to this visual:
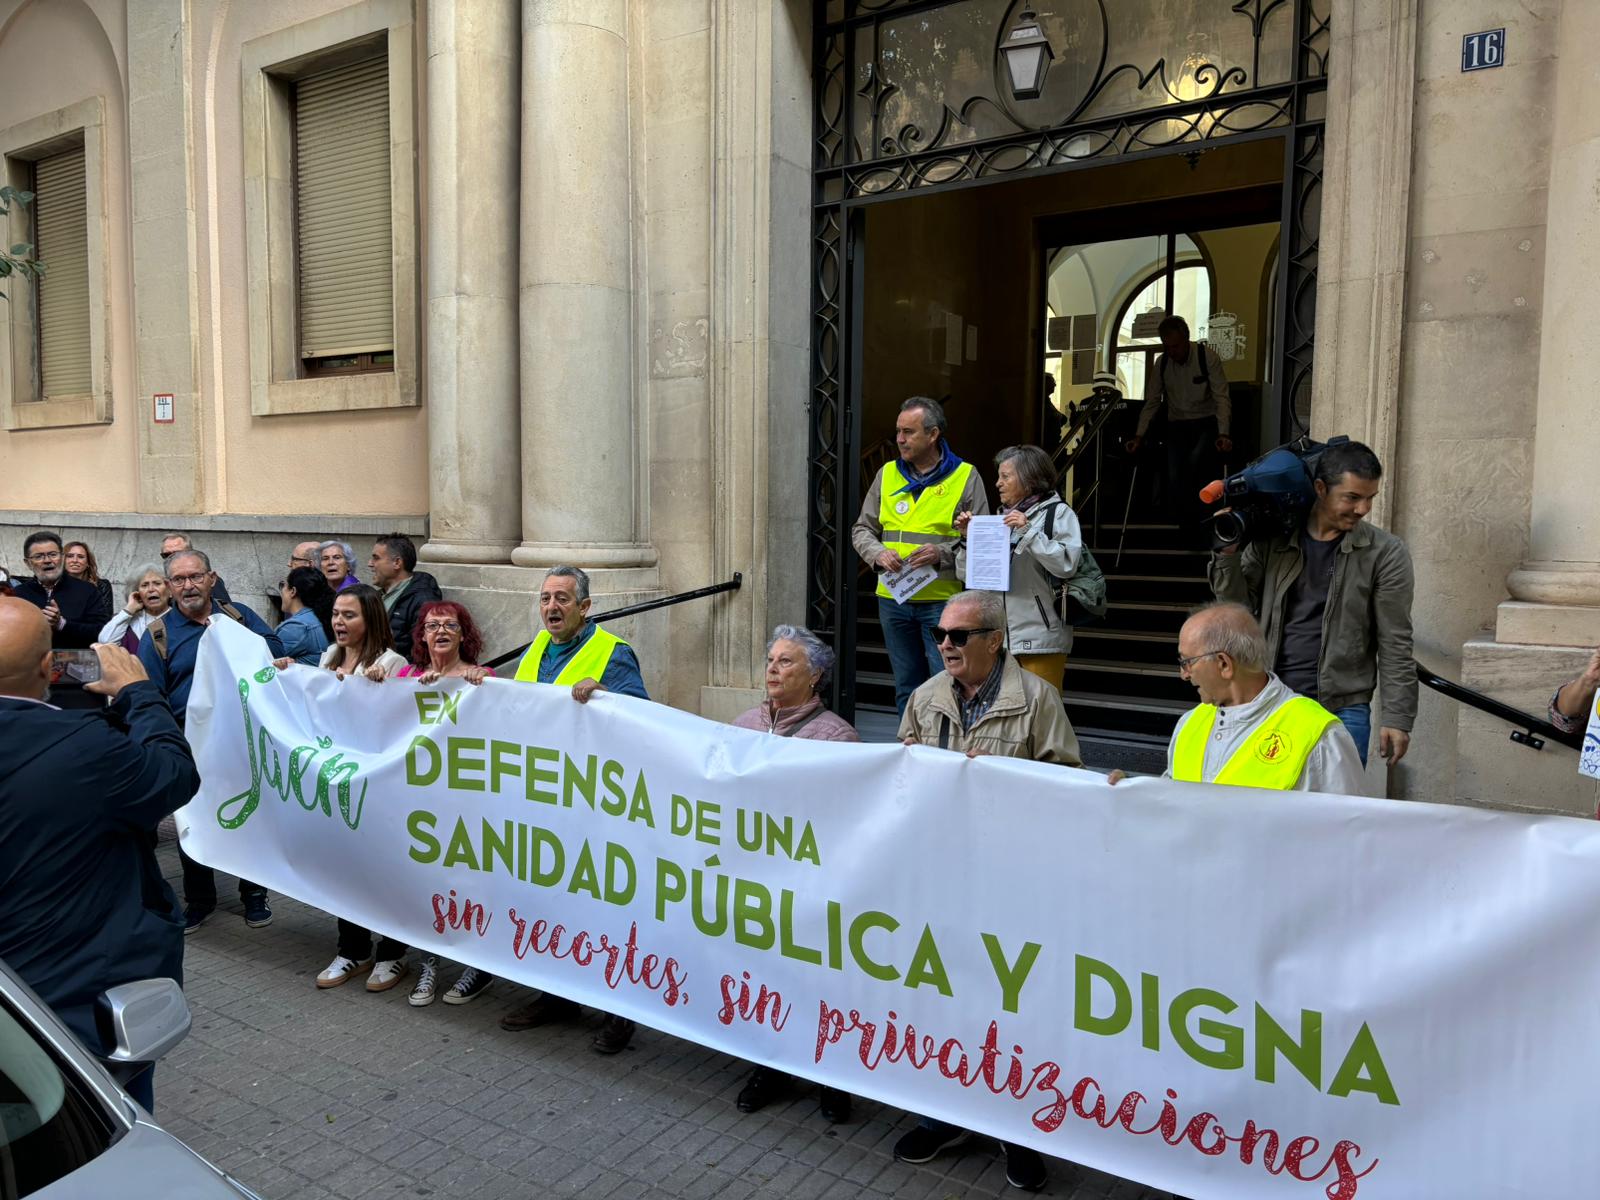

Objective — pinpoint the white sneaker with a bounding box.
[408,957,439,1007]
[366,958,409,993]
[316,955,373,989]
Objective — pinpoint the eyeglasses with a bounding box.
[288,557,312,567]
[423,620,462,634]
[168,573,209,587]
[930,625,995,648]
[26,551,61,563]
[1177,649,1225,672]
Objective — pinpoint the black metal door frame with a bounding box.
[808,0,1329,718]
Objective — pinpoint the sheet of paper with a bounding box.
[1580,694,1600,779]
[963,516,1011,592]
[883,561,938,605]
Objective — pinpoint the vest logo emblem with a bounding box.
[1255,731,1292,764]
[894,499,911,515]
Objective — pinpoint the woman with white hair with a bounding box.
[98,563,171,653]
[727,624,857,1122]
[730,624,860,742]
[317,540,360,592]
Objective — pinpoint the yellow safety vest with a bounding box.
[875,459,973,603]
[1172,695,1340,790]
[512,624,628,687]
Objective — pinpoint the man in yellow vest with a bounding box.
[1111,602,1364,793]
[509,564,647,701]
[499,565,648,1051]
[852,396,989,716]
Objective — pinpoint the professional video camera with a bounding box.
[1200,435,1348,550]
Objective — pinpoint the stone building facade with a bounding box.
[0,0,1595,815]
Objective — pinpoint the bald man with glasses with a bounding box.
[1110,602,1364,794]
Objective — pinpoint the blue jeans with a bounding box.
[1332,702,1371,768]
[879,597,944,717]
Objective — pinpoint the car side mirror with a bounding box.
[100,978,190,1065]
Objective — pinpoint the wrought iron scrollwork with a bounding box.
[808,0,1329,713]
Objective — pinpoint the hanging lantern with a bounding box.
[1002,8,1054,101]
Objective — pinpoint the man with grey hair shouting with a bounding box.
[1112,601,1363,793]
[501,564,647,1050]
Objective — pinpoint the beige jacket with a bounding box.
[897,653,1083,766]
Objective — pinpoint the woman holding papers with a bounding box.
[954,444,1082,690]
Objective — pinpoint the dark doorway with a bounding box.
[847,142,1285,742]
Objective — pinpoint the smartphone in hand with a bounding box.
[50,648,102,685]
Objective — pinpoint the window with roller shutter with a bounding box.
[292,51,393,375]
[32,144,91,399]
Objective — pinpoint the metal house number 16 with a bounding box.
[1462,29,1505,72]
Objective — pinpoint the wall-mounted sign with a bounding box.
[153,393,174,423]
[1130,309,1167,340]
[1462,29,1505,72]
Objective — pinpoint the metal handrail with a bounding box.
[1053,391,1123,481]
[1416,660,1582,752]
[484,573,743,670]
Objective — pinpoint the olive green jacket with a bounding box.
[1208,520,1418,731]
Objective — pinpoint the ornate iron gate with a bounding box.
[808,0,1329,715]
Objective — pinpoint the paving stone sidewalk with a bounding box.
[155,842,1175,1200]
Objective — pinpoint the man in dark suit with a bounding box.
[12,531,113,710]
[0,597,199,1112]
[12,531,113,647]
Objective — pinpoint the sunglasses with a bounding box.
[931,625,996,648]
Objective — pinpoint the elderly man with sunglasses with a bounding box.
[892,588,1080,1191]
[1111,601,1364,794]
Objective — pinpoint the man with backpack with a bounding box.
[1123,315,1232,541]
[137,549,283,934]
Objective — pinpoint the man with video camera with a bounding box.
[1208,440,1417,769]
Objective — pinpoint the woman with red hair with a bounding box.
[399,599,491,683]
[395,600,496,1006]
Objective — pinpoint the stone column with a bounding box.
[512,0,654,569]
[419,0,522,564]
[1506,0,1600,620]
[130,1,205,512]
[1310,0,1417,527]
[698,0,812,718]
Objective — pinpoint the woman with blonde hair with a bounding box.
[64,540,115,617]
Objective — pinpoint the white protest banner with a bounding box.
[185,619,1600,1199]
[1580,693,1600,779]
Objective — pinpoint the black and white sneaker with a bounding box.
[408,957,439,1007]
[441,967,492,1005]
[892,1124,971,1164]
